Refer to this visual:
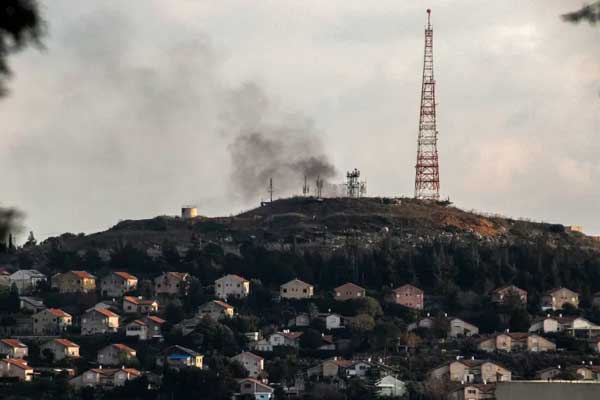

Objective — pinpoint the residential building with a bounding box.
[542,287,579,310]
[122,296,159,314]
[386,284,424,310]
[575,365,600,380]
[197,300,235,320]
[430,360,511,384]
[280,279,314,299]
[126,316,166,341]
[51,270,96,293]
[69,368,141,389]
[407,316,435,331]
[449,318,480,338]
[318,335,335,351]
[268,331,303,349]
[0,339,28,358]
[19,296,45,313]
[307,358,372,379]
[535,367,563,380]
[235,378,274,400]
[9,269,47,293]
[159,345,203,370]
[289,313,311,327]
[375,375,407,398]
[81,308,119,335]
[100,272,138,298]
[32,308,72,335]
[491,285,527,305]
[232,352,264,378]
[40,339,80,361]
[0,358,34,381]
[529,315,600,337]
[97,344,136,366]
[333,283,365,301]
[215,274,250,300]
[448,384,496,400]
[154,272,189,295]
[477,333,556,352]
[322,313,343,330]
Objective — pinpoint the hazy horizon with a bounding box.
[1,0,599,241]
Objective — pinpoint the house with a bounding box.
[449,318,479,338]
[407,316,435,331]
[318,335,336,351]
[51,271,96,293]
[574,365,600,380]
[9,269,47,293]
[535,367,563,380]
[154,272,190,295]
[529,315,600,337]
[448,384,496,400]
[317,313,343,330]
[97,344,136,366]
[0,358,34,381]
[334,283,365,301]
[126,316,166,341]
[159,345,203,370]
[81,308,119,335]
[280,279,314,299]
[100,271,138,297]
[386,284,424,310]
[308,358,372,379]
[232,352,264,378]
[477,333,556,352]
[542,287,579,310]
[40,339,80,361]
[289,313,311,327]
[123,296,159,314]
[375,375,407,398]
[491,285,527,305]
[19,296,45,313]
[429,360,511,384]
[268,331,303,349]
[0,339,28,358]
[197,300,235,320]
[32,308,72,335]
[215,274,250,300]
[69,367,141,389]
[235,378,274,400]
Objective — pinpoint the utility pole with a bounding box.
[268,178,274,203]
[414,9,440,201]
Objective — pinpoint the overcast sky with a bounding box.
[1,0,599,240]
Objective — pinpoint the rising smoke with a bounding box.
[223,82,336,200]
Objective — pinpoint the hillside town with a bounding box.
[2,243,600,400]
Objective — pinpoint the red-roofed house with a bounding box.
[235,378,274,400]
[0,358,34,381]
[126,315,166,341]
[81,308,119,335]
[97,344,136,366]
[32,308,72,335]
[51,271,96,293]
[386,284,424,309]
[40,338,80,361]
[478,332,556,353]
[154,272,190,295]
[197,300,235,320]
[334,283,365,301]
[101,272,138,297]
[123,296,159,314]
[280,279,314,299]
[0,339,28,358]
[70,367,141,389]
[215,274,250,300]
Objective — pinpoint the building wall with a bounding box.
[215,276,250,300]
[280,280,313,299]
[389,285,424,309]
[33,311,71,335]
[101,276,137,297]
[495,381,600,400]
[334,287,365,301]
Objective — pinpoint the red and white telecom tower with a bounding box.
[414,9,440,201]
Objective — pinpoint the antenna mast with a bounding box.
[268,178,274,203]
[302,175,310,196]
[414,8,440,201]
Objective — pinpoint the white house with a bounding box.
[9,270,46,293]
[232,352,264,378]
[376,375,407,397]
[215,274,250,300]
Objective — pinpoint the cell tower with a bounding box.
[315,176,324,198]
[302,175,310,196]
[346,169,366,198]
[414,9,440,201]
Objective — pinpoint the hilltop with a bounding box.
[40,197,600,254]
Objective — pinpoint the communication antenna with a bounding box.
[268,178,274,203]
[302,175,310,196]
[316,176,324,198]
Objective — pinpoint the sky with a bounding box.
[1,0,599,240]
